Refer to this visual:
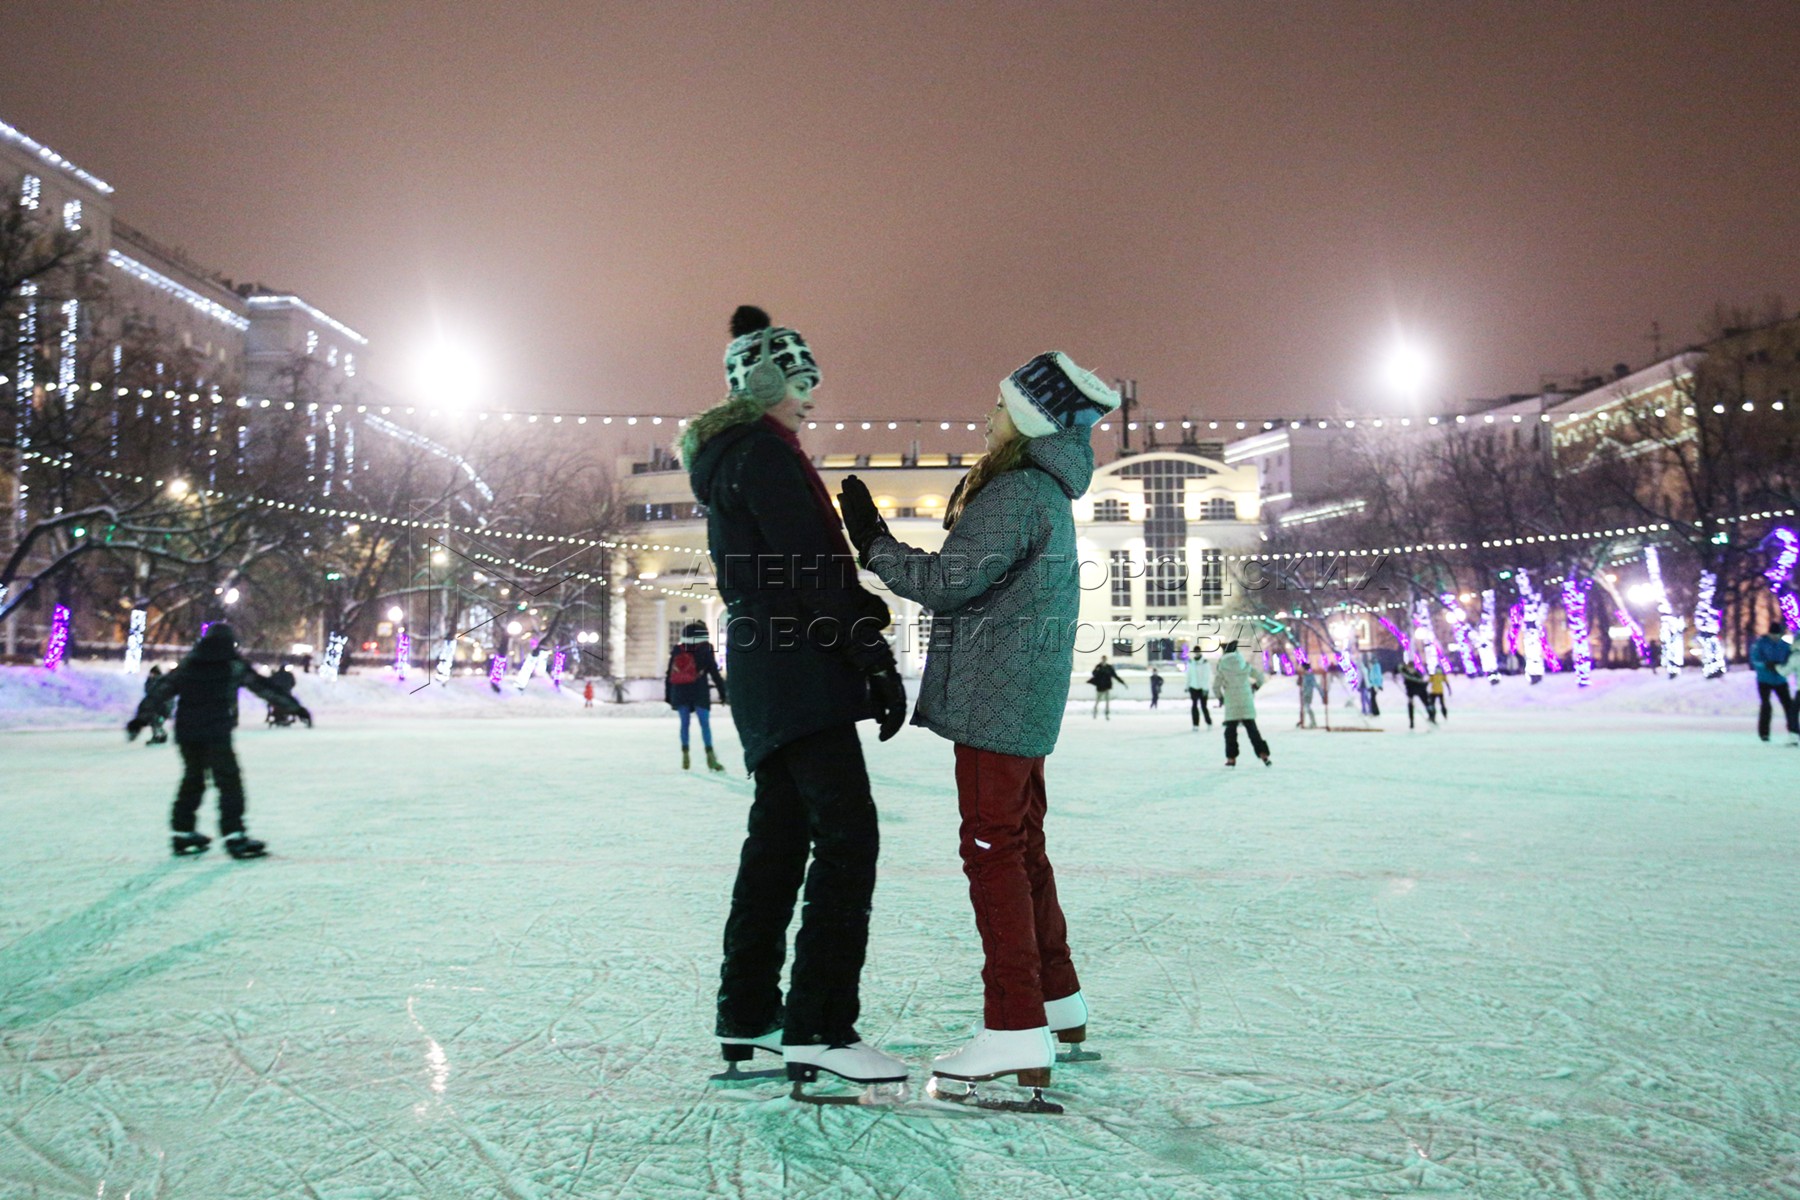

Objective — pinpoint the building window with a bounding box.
[1202,498,1237,520]
[1093,498,1128,521]
[1198,548,1223,607]
[1111,637,1137,659]
[1146,550,1187,611]
[344,352,356,377]
[306,330,319,355]
[1109,550,1133,609]
[62,199,81,231]
[20,174,40,210]
[1146,637,1177,664]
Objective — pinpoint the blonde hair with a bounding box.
[945,431,1029,529]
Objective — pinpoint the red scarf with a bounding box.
[761,415,854,560]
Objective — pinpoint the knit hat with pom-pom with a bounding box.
[722,305,820,401]
[998,351,1120,438]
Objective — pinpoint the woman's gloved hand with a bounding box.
[836,475,890,565]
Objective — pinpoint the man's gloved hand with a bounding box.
[836,475,889,564]
[295,706,314,728]
[126,718,144,742]
[867,667,907,741]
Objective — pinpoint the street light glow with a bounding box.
[1378,338,1432,403]
[410,335,486,408]
[387,605,404,623]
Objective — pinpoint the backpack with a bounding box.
[669,648,700,687]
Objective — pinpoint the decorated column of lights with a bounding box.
[320,633,348,682]
[1334,634,1362,697]
[1438,592,1479,677]
[1375,614,1414,666]
[1644,546,1684,678]
[1410,598,1444,673]
[487,653,506,689]
[42,604,71,670]
[1614,606,1652,666]
[1762,528,1800,632]
[433,637,457,684]
[1563,577,1593,686]
[392,630,411,681]
[514,640,549,692]
[549,646,567,689]
[1504,600,1524,659]
[1693,571,1727,678]
[122,609,147,673]
[1517,571,1546,683]
[1475,590,1500,680]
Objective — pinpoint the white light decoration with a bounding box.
[1644,546,1684,678]
[320,632,348,682]
[245,294,369,344]
[1517,571,1546,683]
[514,643,549,691]
[1476,593,1504,680]
[122,609,147,673]
[108,252,250,331]
[1410,598,1442,672]
[20,173,40,209]
[1563,577,1592,686]
[62,199,82,231]
[1438,591,1479,675]
[0,118,114,192]
[434,637,456,684]
[1693,571,1726,678]
[58,299,79,397]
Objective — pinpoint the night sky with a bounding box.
[3,1,1797,425]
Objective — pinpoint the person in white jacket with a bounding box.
[1184,650,1214,729]
[1213,640,1271,766]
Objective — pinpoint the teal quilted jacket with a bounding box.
[865,426,1093,758]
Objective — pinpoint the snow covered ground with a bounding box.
[2,667,1797,1197]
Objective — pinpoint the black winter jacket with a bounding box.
[688,419,893,772]
[664,639,727,709]
[148,638,304,742]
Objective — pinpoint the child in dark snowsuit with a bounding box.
[132,665,173,744]
[664,621,728,771]
[130,623,311,858]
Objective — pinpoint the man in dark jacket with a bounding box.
[1396,659,1434,729]
[1749,621,1798,744]
[1088,657,1124,719]
[131,623,311,858]
[680,305,908,1092]
[665,620,729,771]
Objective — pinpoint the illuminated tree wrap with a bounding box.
[122,609,147,674]
[550,647,567,689]
[1645,547,1684,678]
[1693,571,1726,678]
[42,605,71,670]
[1476,589,1500,678]
[1517,571,1546,682]
[393,630,410,680]
[1763,529,1800,632]
[321,633,348,682]
[1438,592,1479,675]
[1615,606,1652,666]
[488,654,506,687]
[434,638,456,684]
[1563,578,1593,686]
[1410,598,1443,672]
[1376,614,1413,667]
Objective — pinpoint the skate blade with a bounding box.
[1056,1047,1102,1064]
[709,1061,787,1082]
[788,1080,908,1107]
[926,1076,1064,1115]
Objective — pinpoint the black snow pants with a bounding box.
[173,737,246,835]
[1188,687,1212,727]
[717,723,878,1047]
[1758,681,1799,740]
[1223,719,1268,761]
[1405,685,1433,728]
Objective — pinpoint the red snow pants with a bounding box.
[953,744,1081,1030]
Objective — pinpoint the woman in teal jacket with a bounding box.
[838,351,1119,1102]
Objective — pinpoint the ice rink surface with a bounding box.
[2,672,1797,1198]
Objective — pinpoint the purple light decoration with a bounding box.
[1763,528,1800,632]
[1562,579,1591,690]
[1437,592,1478,675]
[1615,607,1651,665]
[550,646,567,689]
[1693,571,1726,677]
[1375,614,1414,666]
[488,653,506,687]
[42,604,70,670]
[199,620,213,639]
[1517,571,1546,681]
[393,630,410,678]
[1504,602,1524,657]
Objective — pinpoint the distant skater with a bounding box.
[1427,665,1452,722]
[1750,621,1798,745]
[1088,657,1124,719]
[1148,668,1163,709]
[1185,651,1213,728]
[1214,639,1270,767]
[1297,666,1320,728]
[129,623,311,859]
[665,620,729,771]
[1363,656,1383,717]
[1398,659,1434,729]
[583,679,595,708]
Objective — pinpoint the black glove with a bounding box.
[295,706,313,728]
[716,680,728,706]
[836,475,889,564]
[867,667,907,741]
[126,718,144,742]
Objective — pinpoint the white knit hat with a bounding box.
[999,352,1121,438]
